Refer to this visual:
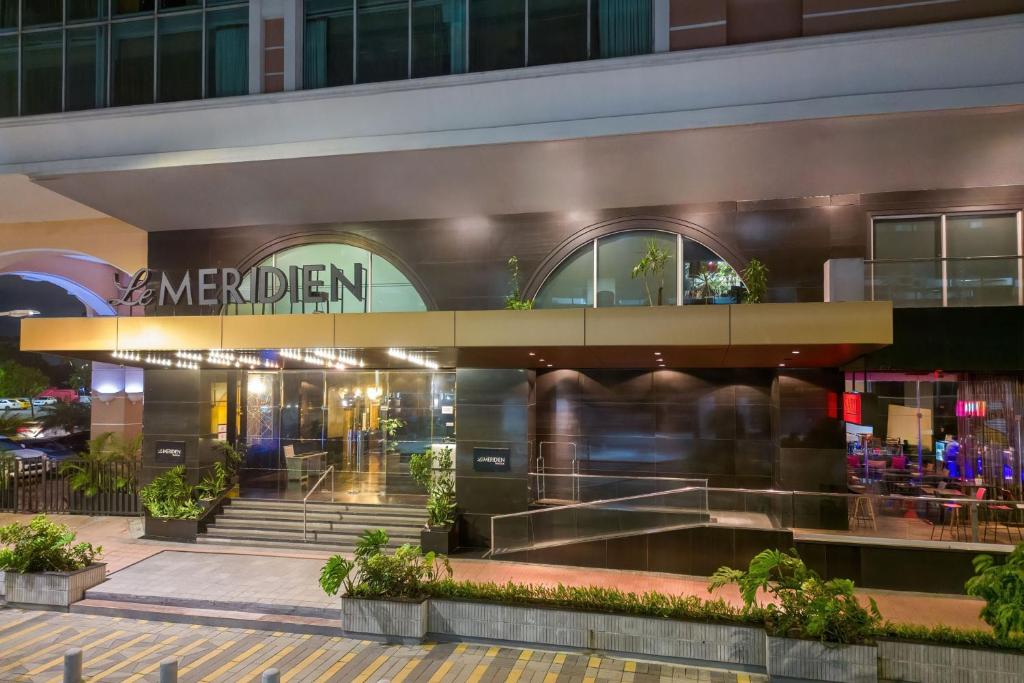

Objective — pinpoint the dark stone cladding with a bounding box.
[145,185,1024,314]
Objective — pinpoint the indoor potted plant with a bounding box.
[320,528,451,642]
[710,549,882,682]
[410,446,458,553]
[0,515,105,609]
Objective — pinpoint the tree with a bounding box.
[0,361,48,416]
[67,362,91,393]
[631,240,672,306]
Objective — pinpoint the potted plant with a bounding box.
[710,549,882,682]
[631,239,672,306]
[741,258,769,303]
[504,256,534,310]
[409,446,458,554]
[140,465,205,541]
[0,515,105,609]
[320,528,451,642]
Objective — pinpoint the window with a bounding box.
[0,0,248,118]
[871,212,1023,308]
[536,231,743,309]
[304,0,651,88]
[231,242,428,315]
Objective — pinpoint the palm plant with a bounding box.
[59,432,139,497]
[741,258,769,303]
[631,240,672,306]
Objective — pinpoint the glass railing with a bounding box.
[867,256,1023,308]
[490,485,710,556]
[529,473,708,505]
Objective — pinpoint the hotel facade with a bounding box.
[3,0,1024,593]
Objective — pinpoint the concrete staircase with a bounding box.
[197,498,427,551]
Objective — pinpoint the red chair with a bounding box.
[985,489,1023,543]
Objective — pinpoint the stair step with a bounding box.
[212,518,423,534]
[196,536,389,552]
[203,526,420,544]
[227,499,423,515]
[220,508,426,525]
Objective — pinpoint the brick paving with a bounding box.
[0,610,761,683]
[0,513,990,631]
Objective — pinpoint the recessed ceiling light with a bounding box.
[538,359,545,363]
[779,363,786,367]
[791,350,801,355]
[654,352,661,356]
[546,364,553,368]
[528,352,535,356]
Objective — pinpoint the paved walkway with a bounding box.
[0,514,990,630]
[0,610,760,683]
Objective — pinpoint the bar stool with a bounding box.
[932,499,968,541]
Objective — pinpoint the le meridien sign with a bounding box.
[109,264,366,308]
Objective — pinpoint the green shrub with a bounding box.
[193,462,229,501]
[319,529,451,600]
[741,258,769,303]
[709,548,881,644]
[408,446,457,528]
[504,256,534,310]
[59,432,137,497]
[879,622,1024,653]
[139,466,203,520]
[965,542,1024,640]
[0,515,101,573]
[408,449,432,492]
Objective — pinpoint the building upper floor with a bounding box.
[0,0,1022,121]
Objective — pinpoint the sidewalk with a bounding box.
[0,513,989,630]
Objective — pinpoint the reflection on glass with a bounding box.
[597,231,677,306]
[947,258,1020,307]
[683,239,741,305]
[21,30,62,115]
[305,0,354,89]
[23,0,62,26]
[469,0,524,72]
[357,0,409,83]
[592,0,652,58]
[66,26,106,111]
[158,13,203,102]
[111,19,154,106]
[67,0,107,22]
[873,217,940,259]
[160,0,202,10]
[870,261,942,308]
[207,7,248,97]
[371,253,428,313]
[946,214,1018,258]
[115,0,156,15]
[534,242,593,308]
[0,0,16,29]
[529,0,586,66]
[412,0,466,77]
[0,34,16,117]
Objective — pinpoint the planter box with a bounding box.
[767,636,877,682]
[429,599,766,667]
[3,564,106,610]
[878,639,1024,683]
[342,597,428,642]
[144,515,200,542]
[420,524,458,555]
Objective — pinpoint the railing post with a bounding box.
[262,668,281,683]
[159,657,178,683]
[63,648,82,683]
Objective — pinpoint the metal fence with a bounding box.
[0,457,140,516]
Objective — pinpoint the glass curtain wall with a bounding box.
[304,0,651,88]
[871,212,1023,308]
[0,0,247,117]
[240,368,456,501]
[536,231,743,308]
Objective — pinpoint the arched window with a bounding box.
[535,230,744,308]
[232,242,427,314]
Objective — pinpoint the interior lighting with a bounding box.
[528,352,535,356]
[546,364,553,368]
[111,350,141,362]
[175,351,203,362]
[791,350,801,355]
[654,352,661,356]
[388,348,440,370]
[779,363,786,367]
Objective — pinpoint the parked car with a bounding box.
[0,437,51,477]
[12,398,30,410]
[32,397,58,407]
[0,398,20,410]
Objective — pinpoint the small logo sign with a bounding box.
[473,447,511,472]
[155,440,186,464]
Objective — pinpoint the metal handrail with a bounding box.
[302,465,335,541]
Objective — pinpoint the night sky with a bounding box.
[0,275,87,341]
